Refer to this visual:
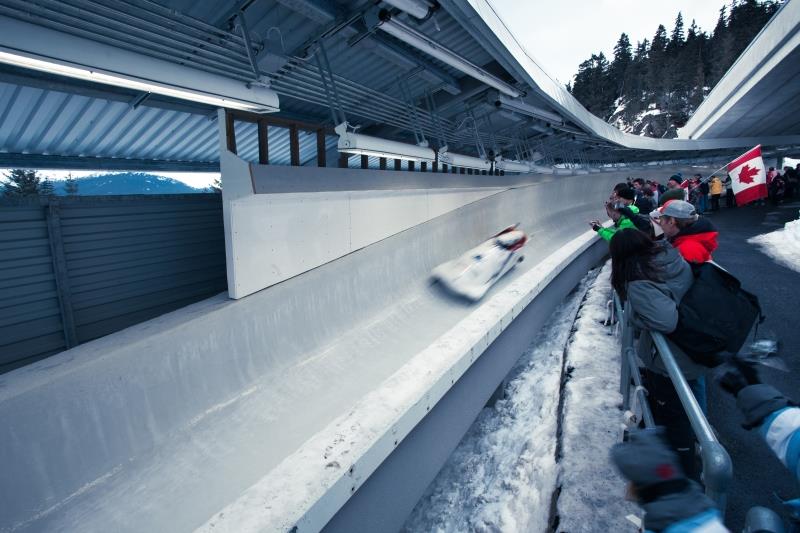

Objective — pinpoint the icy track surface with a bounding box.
[403,262,637,533]
[748,211,800,274]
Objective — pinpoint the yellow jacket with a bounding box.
[709,177,723,195]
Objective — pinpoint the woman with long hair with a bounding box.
[610,228,706,480]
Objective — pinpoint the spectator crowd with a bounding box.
[588,173,799,533]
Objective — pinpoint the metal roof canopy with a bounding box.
[0,0,798,172]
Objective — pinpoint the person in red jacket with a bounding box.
[652,200,719,263]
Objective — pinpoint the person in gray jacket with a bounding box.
[610,229,708,480]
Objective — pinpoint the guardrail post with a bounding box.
[701,441,733,512]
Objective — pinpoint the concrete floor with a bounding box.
[703,198,800,530]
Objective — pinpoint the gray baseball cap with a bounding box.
[659,200,697,219]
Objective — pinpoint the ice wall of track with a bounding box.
[0,162,713,532]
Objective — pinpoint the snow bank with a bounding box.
[555,261,639,532]
[748,213,800,274]
[403,273,591,533]
[404,262,638,533]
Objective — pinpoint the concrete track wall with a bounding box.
[0,165,710,532]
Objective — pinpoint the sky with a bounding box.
[488,0,726,85]
[0,169,219,189]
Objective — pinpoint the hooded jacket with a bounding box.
[625,242,707,379]
[670,217,718,263]
[597,204,640,242]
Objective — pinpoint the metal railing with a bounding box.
[612,293,733,513]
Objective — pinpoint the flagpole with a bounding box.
[700,145,759,183]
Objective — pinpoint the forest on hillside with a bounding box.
[567,0,782,138]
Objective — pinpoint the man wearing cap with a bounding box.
[590,187,641,241]
[611,430,728,532]
[660,174,688,206]
[652,200,718,263]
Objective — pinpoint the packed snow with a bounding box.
[555,262,639,532]
[404,262,637,532]
[748,211,800,274]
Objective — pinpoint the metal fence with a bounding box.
[0,193,226,373]
[613,294,733,511]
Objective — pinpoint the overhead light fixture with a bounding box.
[495,157,531,173]
[0,49,277,112]
[371,11,524,98]
[381,0,435,20]
[437,148,492,171]
[490,92,563,124]
[335,122,436,162]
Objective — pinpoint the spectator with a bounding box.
[709,176,723,211]
[611,429,728,532]
[724,176,736,208]
[719,361,800,496]
[591,188,642,242]
[698,175,710,214]
[610,229,706,479]
[653,200,718,263]
[660,175,687,205]
[637,187,655,215]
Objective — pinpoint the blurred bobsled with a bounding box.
[432,225,528,301]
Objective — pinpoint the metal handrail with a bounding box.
[613,293,733,513]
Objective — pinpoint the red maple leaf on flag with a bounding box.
[737,164,760,184]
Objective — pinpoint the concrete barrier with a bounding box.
[0,166,711,532]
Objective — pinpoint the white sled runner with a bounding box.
[432,225,528,301]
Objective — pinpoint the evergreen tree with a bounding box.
[667,13,685,56]
[39,178,55,196]
[209,175,222,193]
[610,33,633,97]
[64,173,79,195]
[2,169,41,197]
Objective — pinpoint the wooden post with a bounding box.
[257,120,269,164]
[289,124,300,166]
[225,110,237,154]
[379,157,387,170]
[316,129,326,167]
[361,154,369,169]
[394,159,402,171]
[408,160,415,172]
[420,161,427,172]
[339,153,349,168]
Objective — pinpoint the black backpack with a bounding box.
[668,262,763,367]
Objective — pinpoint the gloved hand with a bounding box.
[590,220,601,231]
[717,358,760,397]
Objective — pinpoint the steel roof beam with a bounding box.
[0,152,219,172]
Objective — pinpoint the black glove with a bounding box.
[591,222,601,231]
[717,359,760,397]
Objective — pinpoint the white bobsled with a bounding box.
[432,225,528,301]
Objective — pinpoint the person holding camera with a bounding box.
[590,188,641,242]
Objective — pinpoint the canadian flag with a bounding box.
[727,145,767,205]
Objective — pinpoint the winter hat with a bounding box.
[617,187,635,201]
[611,429,685,489]
[660,199,697,219]
[667,174,683,184]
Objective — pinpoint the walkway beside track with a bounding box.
[705,200,800,530]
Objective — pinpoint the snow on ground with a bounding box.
[403,262,637,533]
[748,211,800,274]
[555,262,639,532]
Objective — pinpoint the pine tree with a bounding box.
[2,169,41,197]
[64,173,79,195]
[39,178,55,196]
[209,176,222,193]
[667,13,685,56]
[610,33,633,97]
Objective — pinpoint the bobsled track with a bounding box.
[0,163,714,533]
